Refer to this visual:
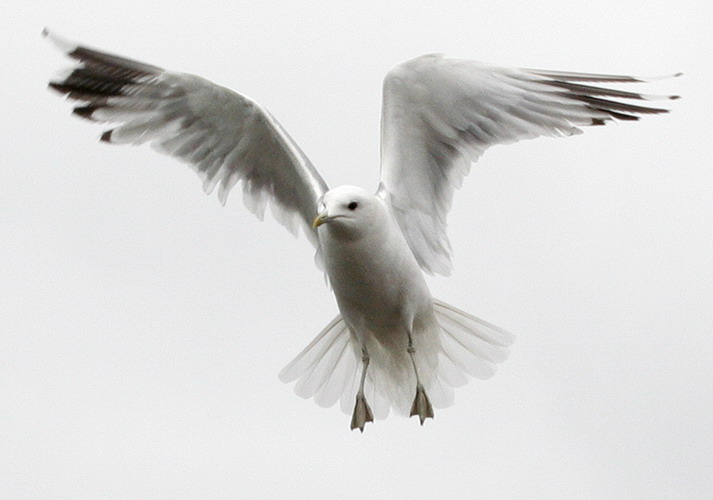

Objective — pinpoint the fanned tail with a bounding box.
[431,298,514,383]
[279,299,514,419]
[278,315,360,409]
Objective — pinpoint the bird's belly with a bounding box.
[323,236,431,342]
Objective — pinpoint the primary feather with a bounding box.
[44,29,329,247]
[379,54,678,276]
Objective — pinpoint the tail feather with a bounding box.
[278,314,357,407]
[294,330,350,400]
[435,350,469,387]
[279,299,514,419]
[434,299,515,347]
[312,337,357,408]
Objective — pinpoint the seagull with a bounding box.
[43,29,678,431]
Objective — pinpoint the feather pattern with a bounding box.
[379,54,679,276]
[44,29,329,247]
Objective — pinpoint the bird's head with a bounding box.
[312,185,383,240]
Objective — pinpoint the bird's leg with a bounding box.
[407,330,434,425]
[350,345,373,432]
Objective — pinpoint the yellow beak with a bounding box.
[312,213,327,228]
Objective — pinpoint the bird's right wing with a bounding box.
[44,29,329,247]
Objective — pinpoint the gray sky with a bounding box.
[2,0,711,498]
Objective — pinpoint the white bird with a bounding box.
[44,29,678,431]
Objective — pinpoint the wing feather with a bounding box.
[44,29,329,246]
[379,54,679,275]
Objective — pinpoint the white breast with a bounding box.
[319,203,434,343]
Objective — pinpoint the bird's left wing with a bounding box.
[44,30,329,247]
[378,54,679,275]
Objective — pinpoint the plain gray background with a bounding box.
[2,0,711,498]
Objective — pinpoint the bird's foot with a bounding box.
[350,392,374,432]
[410,384,434,425]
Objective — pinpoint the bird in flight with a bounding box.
[44,29,678,431]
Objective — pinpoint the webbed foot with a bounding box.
[410,384,434,425]
[350,392,374,432]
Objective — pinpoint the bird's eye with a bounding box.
[347,201,358,210]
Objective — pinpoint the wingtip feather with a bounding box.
[72,105,97,120]
[42,28,77,54]
[642,72,683,82]
[100,130,113,143]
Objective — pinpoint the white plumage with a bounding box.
[44,29,677,431]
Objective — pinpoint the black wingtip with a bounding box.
[47,81,67,95]
[100,130,113,143]
[73,105,97,120]
[605,110,642,121]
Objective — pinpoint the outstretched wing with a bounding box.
[44,29,329,247]
[378,54,679,275]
